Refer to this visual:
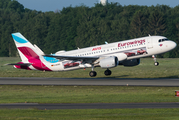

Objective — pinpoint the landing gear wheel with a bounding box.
[154,62,159,66]
[89,71,97,77]
[152,55,159,66]
[104,69,112,76]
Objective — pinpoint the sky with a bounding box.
[17,0,179,12]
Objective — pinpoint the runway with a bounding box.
[0,77,179,109]
[0,77,179,86]
[1,103,179,109]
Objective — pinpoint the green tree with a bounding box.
[147,9,166,35]
[129,9,149,38]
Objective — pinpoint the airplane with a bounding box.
[8,32,176,77]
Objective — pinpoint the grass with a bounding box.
[0,85,179,104]
[1,57,179,78]
[0,108,179,120]
[2,86,178,120]
[1,57,179,119]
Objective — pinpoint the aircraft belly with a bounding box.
[60,66,81,71]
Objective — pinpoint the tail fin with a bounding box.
[11,32,43,62]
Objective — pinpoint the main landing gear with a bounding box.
[89,65,112,77]
[89,71,97,77]
[152,55,159,66]
[89,65,97,77]
[104,69,112,76]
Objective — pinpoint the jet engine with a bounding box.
[115,53,128,61]
[99,56,118,68]
[119,59,140,66]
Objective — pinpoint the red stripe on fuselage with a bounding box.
[18,47,52,71]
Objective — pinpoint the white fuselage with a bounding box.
[29,35,176,71]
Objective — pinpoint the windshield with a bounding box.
[158,38,169,42]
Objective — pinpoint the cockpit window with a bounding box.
[158,38,169,42]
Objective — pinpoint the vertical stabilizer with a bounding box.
[34,44,44,55]
[11,32,41,62]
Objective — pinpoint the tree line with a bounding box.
[0,0,179,58]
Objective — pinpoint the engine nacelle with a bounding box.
[99,56,118,68]
[115,53,127,61]
[119,59,140,66]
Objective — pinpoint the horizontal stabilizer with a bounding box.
[6,63,32,66]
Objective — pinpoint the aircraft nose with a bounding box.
[170,41,177,49]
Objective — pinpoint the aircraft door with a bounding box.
[147,38,153,49]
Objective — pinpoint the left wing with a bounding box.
[43,54,99,63]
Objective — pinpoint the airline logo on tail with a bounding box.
[11,33,52,71]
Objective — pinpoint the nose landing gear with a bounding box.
[152,55,159,66]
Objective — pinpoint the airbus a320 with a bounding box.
[8,32,176,77]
